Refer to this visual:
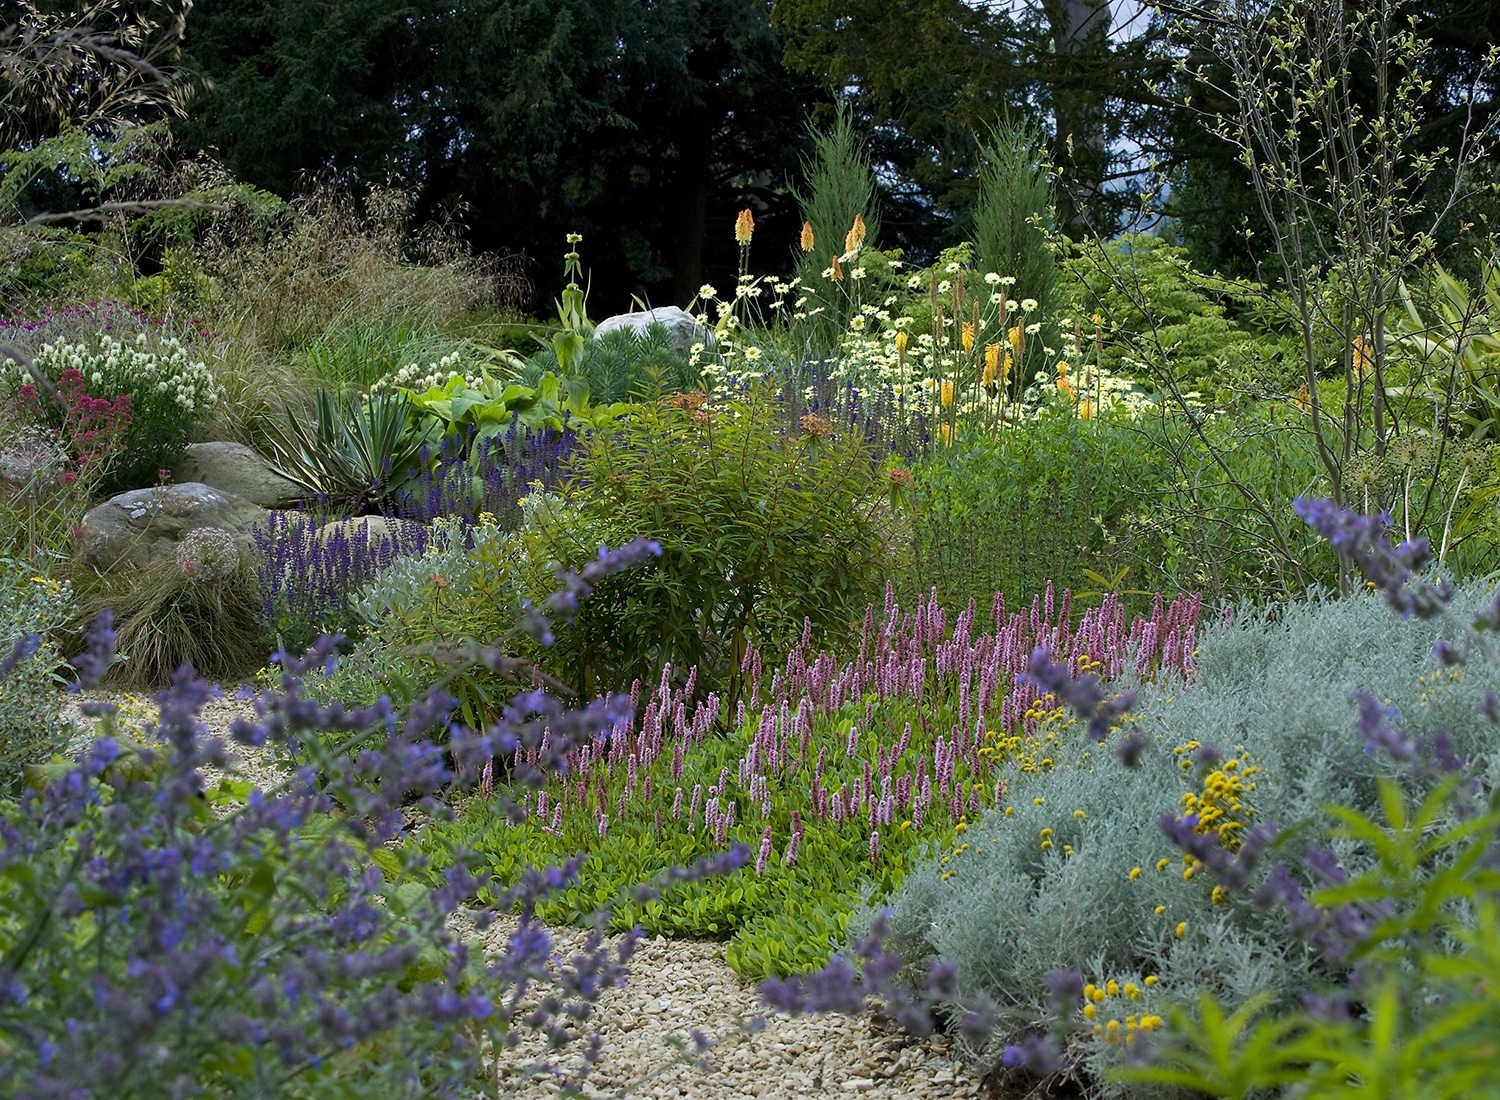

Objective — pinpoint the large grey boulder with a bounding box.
[172,441,308,508]
[78,483,269,571]
[592,306,711,357]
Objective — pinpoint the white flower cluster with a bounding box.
[3,334,218,415]
[370,352,480,395]
[175,526,242,583]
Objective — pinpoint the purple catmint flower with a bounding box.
[1023,646,1137,743]
[69,609,116,688]
[1353,690,1418,761]
[1293,497,1452,618]
[0,633,41,675]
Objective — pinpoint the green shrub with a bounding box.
[1059,234,1295,395]
[521,324,701,404]
[0,559,73,792]
[897,408,1165,614]
[533,385,889,701]
[793,106,882,349]
[331,517,533,728]
[875,584,1500,1092]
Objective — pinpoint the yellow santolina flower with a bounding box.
[1175,922,1187,938]
[1124,982,1141,1000]
[1040,840,1053,851]
[1156,858,1170,872]
[1033,797,1045,806]
[1212,885,1229,905]
[800,221,815,252]
[1129,867,1142,880]
[734,208,754,244]
[1088,986,1105,1004]
[1144,976,1158,986]
[1004,807,1014,817]
[1154,906,1166,915]
[1039,828,1053,839]
[1106,980,1119,997]
[1105,1020,1121,1045]
[1083,1003,1097,1020]
[1141,1015,1163,1030]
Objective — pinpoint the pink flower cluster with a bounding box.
[500,582,1204,875]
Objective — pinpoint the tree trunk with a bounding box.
[1044,0,1111,234]
[671,125,711,307]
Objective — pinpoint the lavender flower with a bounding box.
[1023,647,1138,742]
[0,633,41,676]
[0,546,668,1096]
[68,609,116,688]
[1292,497,1453,619]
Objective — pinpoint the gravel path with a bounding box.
[59,688,986,1099]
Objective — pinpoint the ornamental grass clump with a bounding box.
[0,540,699,1098]
[421,582,1200,979]
[74,526,264,687]
[0,561,73,792]
[872,565,1500,1095]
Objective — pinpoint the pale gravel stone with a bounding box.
[468,918,983,1100]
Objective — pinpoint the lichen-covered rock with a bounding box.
[78,483,268,571]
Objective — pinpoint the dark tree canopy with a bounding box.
[174,0,831,309]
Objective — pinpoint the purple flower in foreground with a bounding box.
[1001,1031,1064,1076]
[760,913,996,1052]
[1293,497,1453,619]
[1023,647,1137,742]
[69,609,116,688]
[0,633,41,676]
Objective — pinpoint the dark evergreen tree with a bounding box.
[174,0,830,308]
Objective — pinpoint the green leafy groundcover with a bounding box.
[414,585,1201,978]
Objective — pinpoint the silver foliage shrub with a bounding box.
[872,584,1500,1092]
